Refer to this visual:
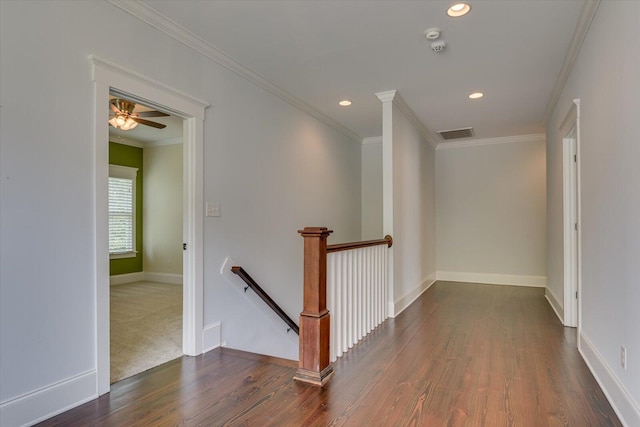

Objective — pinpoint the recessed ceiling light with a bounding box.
[447,3,471,17]
[339,100,352,106]
[468,92,484,99]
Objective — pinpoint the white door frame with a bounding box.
[90,55,208,395]
[559,99,582,336]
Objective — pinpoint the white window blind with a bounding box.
[109,165,138,255]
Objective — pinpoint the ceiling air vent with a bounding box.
[437,127,475,141]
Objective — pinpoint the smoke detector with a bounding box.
[431,40,447,53]
[424,27,441,40]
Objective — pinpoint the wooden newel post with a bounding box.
[294,226,334,386]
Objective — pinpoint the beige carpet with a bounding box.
[110,281,183,384]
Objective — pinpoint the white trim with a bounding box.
[0,370,96,427]
[109,271,183,285]
[375,90,396,321]
[110,271,145,285]
[574,99,583,341]
[375,90,397,103]
[145,137,183,148]
[106,0,361,144]
[362,136,382,145]
[109,164,138,179]
[436,133,546,150]
[90,55,208,110]
[109,251,137,260]
[562,134,578,327]
[580,332,640,427]
[559,99,583,335]
[144,272,183,285]
[391,93,438,149]
[544,288,564,324]
[91,55,207,396]
[390,278,436,318]
[437,271,547,287]
[202,322,222,353]
[109,137,183,149]
[543,0,600,124]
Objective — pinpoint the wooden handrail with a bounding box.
[327,235,393,253]
[231,266,299,335]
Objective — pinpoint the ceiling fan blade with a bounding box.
[131,117,166,129]
[134,111,170,118]
[110,102,121,114]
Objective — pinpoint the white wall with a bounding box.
[203,74,361,360]
[143,143,183,277]
[388,101,437,315]
[546,1,640,424]
[361,138,383,240]
[0,1,361,424]
[436,137,547,286]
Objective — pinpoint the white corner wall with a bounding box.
[0,1,361,425]
[546,1,640,424]
[436,136,547,287]
[143,143,183,277]
[388,100,437,316]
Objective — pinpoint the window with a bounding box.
[109,165,138,258]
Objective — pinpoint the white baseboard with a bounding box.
[544,288,564,324]
[0,370,96,427]
[202,322,221,353]
[390,277,436,318]
[110,271,183,285]
[110,271,144,285]
[144,272,183,285]
[436,271,547,287]
[579,332,640,427]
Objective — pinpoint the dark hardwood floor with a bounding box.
[39,282,621,426]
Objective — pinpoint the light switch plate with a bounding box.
[206,202,221,217]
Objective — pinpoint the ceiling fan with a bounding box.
[109,98,169,131]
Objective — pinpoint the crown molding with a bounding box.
[542,0,600,125]
[362,136,383,145]
[375,90,397,103]
[436,133,545,150]
[145,137,183,148]
[107,0,362,145]
[90,54,209,111]
[374,90,438,149]
[391,93,438,149]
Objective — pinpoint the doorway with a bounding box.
[91,56,208,395]
[108,95,185,383]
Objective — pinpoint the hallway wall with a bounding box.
[546,1,640,424]
[436,136,547,286]
[390,103,437,314]
[0,2,360,424]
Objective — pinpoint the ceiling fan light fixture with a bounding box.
[109,98,168,130]
[447,3,471,17]
[120,118,139,131]
[115,114,127,127]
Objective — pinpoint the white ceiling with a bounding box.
[134,0,586,142]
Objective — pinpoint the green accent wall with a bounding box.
[109,142,143,275]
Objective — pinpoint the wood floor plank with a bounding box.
[37,282,621,426]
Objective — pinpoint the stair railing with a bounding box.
[231,266,299,335]
[294,227,392,386]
